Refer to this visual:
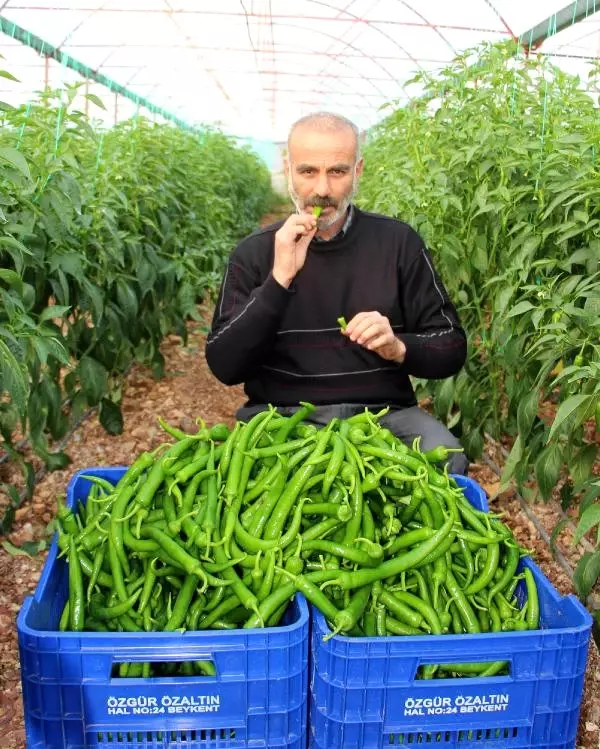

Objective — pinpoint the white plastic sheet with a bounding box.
[0,1,598,142]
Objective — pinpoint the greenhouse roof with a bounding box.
[1,1,599,144]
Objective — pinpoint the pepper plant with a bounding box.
[0,74,276,523]
[357,40,600,601]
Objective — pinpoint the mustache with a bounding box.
[309,198,337,208]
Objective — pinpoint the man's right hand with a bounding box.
[272,212,318,288]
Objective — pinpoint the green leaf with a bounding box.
[548,394,594,442]
[39,305,71,323]
[0,70,20,82]
[71,391,88,422]
[506,300,535,318]
[63,370,77,397]
[0,483,20,534]
[584,295,600,317]
[0,269,24,294]
[0,146,31,180]
[116,279,139,323]
[579,481,600,515]
[461,427,484,460]
[1,540,32,557]
[434,377,455,419]
[99,397,123,435]
[573,503,600,546]
[570,444,598,488]
[77,356,108,406]
[33,442,71,471]
[499,434,523,490]
[0,236,34,273]
[85,93,107,110]
[23,460,35,500]
[573,551,600,599]
[534,442,564,501]
[517,389,539,440]
[45,450,71,471]
[38,335,69,364]
[50,252,83,278]
[471,244,488,273]
[0,339,29,416]
[27,388,47,442]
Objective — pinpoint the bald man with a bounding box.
[205,112,468,474]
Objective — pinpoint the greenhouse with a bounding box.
[0,2,599,748]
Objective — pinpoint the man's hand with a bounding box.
[272,212,318,288]
[343,311,406,363]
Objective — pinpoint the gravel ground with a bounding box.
[0,311,597,748]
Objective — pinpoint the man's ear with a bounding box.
[355,158,364,178]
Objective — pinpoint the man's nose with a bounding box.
[315,172,330,197]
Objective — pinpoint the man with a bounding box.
[205,112,468,474]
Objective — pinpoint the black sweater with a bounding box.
[205,207,467,408]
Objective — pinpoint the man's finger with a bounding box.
[292,215,317,232]
[346,312,379,338]
[366,333,393,351]
[295,225,318,250]
[356,323,385,346]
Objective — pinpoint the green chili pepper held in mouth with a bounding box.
[337,316,348,331]
[312,205,323,217]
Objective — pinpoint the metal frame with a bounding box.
[0,1,597,135]
[0,14,194,127]
[520,0,598,50]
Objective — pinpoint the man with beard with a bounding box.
[205,112,468,474]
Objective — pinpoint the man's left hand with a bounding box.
[343,311,406,363]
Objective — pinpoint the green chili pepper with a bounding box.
[91,589,142,620]
[463,542,500,596]
[164,575,198,631]
[445,566,480,634]
[321,512,453,591]
[524,567,539,629]
[59,599,70,632]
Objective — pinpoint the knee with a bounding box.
[448,450,469,476]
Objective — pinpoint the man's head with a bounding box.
[285,112,363,231]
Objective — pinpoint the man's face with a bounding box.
[286,126,363,229]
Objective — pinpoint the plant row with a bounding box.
[0,78,276,525]
[357,41,600,602]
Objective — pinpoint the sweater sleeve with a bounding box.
[398,238,467,380]
[205,245,293,386]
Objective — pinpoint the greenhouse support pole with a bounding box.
[520,0,594,50]
[0,14,193,130]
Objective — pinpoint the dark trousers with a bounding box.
[235,403,468,475]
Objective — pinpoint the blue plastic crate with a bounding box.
[18,467,309,749]
[308,475,593,749]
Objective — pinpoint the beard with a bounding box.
[288,168,357,229]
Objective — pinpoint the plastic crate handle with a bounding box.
[111,655,219,680]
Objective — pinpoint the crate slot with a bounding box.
[384,726,524,747]
[110,660,217,679]
[456,726,520,743]
[94,727,238,746]
[385,734,449,745]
